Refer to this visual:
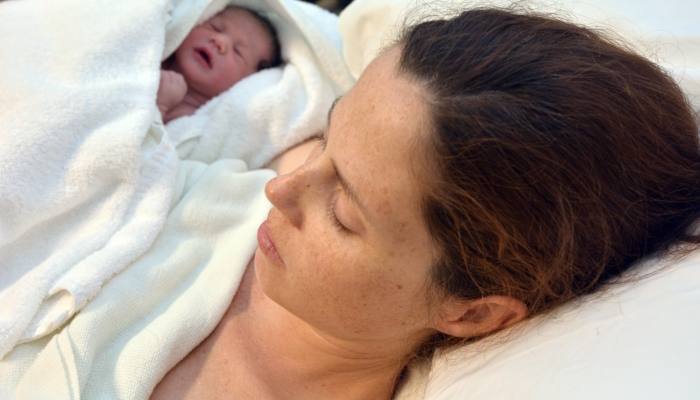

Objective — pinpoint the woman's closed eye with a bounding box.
[328,197,351,234]
[316,134,352,234]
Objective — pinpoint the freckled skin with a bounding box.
[257,47,438,343]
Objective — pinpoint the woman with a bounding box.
[153,8,700,399]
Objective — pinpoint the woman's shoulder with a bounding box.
[152,260,268,399]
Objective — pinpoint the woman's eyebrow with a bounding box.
[332,160,368,218]
[327,95,343,127]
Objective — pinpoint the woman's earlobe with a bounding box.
[435,296,528,339]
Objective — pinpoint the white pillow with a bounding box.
[426,251,700,399]
[339,1,700,398]
[339,0,700,106]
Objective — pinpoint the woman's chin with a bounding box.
[253,249,291,311]
[253,248,267,282]
[254,249,279,294]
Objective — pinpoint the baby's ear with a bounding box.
[432,296,527,338]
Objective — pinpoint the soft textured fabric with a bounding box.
[0,160,275,399]
[0,0,349,395]
[0,0,352,395]
[0,0,179,358]
[164,0,357,169]
[0,0,352,363]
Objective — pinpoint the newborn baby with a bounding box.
[158,6,281,123]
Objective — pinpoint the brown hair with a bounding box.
[398,9,700,351]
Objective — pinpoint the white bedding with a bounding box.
[0,159,274,398]
[0,0,178,359]
[0,0,351,395]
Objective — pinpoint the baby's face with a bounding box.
[173,7,276,99]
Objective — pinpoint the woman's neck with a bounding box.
[224,264,409,399]
[154,262,409,399]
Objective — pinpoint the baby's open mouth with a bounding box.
[196,48,212,68]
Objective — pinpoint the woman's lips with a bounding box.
[257,220,285,267]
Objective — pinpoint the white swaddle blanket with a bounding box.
[0,159,275,399]
[0,0,178,359]
[165,0,356,168]
[0,0,354,362]
[0,0,356,394]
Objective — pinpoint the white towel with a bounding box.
[0,0,353,394]
[0,160,275,399]
[164,0,357,169]
[0,0,179,358]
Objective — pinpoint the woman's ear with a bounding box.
[433,296,528,338]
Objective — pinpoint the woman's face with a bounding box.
[255,47,437,347]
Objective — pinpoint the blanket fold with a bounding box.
[0,0,178,358]
[0,0,356,394]
[0,160,274,399]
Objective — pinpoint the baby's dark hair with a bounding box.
[228,6,283,70]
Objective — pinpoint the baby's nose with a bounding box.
[211,34,231,54]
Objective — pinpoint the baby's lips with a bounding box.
[194,46,214,69]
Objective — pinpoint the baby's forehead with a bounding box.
[210,6,278,64]
[214,7,263,26]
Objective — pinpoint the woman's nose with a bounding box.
[265,169,305,228]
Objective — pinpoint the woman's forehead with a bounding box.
[330,48,431,240]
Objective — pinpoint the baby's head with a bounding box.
[171,6,281,99]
